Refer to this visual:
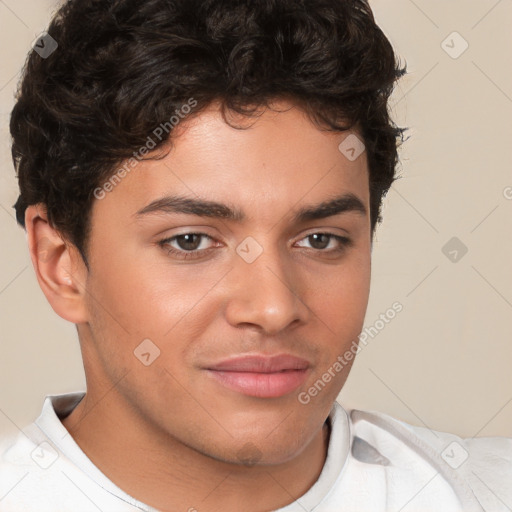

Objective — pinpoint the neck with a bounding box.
[61,388,331,512]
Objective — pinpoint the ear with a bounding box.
[25,204,89,324]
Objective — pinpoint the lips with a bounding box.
[204,354,310,398]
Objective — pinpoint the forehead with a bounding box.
[92,100,370,226]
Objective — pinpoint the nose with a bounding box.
[224,242,310,335]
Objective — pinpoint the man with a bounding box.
[1,0,511,510]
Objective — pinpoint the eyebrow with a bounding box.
[134,193,367,223]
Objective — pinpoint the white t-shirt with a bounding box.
[0,392,511,511]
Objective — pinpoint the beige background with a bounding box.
[0,0,511,438]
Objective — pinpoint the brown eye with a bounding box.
[158,233,217,260]
[296,233,352,252]
[307,233,331,250]
[173,234,203,251]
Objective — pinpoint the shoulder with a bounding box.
[346,406,512,511]
[0,393,145,511]
[0,424,59,510]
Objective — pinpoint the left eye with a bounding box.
[296,233,350,251]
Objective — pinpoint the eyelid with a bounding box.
[159,232,218,250]
[294,226,351,241]
[294,233,352,250]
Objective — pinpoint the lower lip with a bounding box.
[206,369,309,398]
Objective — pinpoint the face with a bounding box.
[78,100,371,465]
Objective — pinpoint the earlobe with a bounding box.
[25,204,89,324]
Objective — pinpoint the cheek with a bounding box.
[300,247,371,401]
[87,241,223,339]
[305,249,371,334]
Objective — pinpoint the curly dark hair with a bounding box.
[10,0,407,267]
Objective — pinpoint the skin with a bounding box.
[25,99,372,512]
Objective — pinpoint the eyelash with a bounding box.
[157,232,353,261]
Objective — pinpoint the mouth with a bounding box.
[204,354,310,398]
